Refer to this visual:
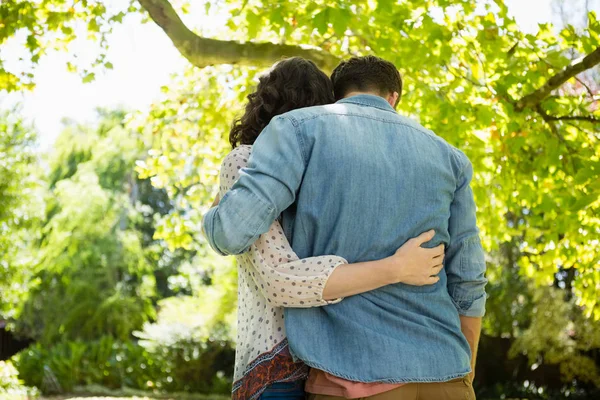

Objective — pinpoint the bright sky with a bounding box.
[1,13,188,151]
[1,0,594,151]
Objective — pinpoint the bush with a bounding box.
[13,267,237,396]
[12,334,234,395]
[133,295,235,393]
[0,360,39,399]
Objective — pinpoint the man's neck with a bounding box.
[343,91,397,109]
[344,91,383,99]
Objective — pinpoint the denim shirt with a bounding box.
[203,94,487,383]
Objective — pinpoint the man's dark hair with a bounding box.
[229,57,334,148]
[330,55,402,106]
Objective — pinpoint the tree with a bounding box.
[1,109,238,394]
[132,1,600,393]
[0,109,40,321]
[136,0,600,319]
[15,110,157,343]
[2,0,598,315]
[13,107,232,345]
[2,0,600,395]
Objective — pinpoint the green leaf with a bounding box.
[88,19,100,33]
[313,9,330,35]
[246,11,261,38]
[570,193,598,211]
[82,72,96,83]
[331,8,351,36]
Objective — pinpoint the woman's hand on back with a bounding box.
[386,230,444,286]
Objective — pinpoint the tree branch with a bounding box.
[137,0,340,72]
[574,76,596,99]
[565,122,600,149]
[543,114,600,123]
[535,107,600,124]
[444,64,485,88]
[535,105,578,156]
[515,46,600,111]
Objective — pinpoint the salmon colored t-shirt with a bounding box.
[305,368,404,398]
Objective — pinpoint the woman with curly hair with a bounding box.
[210,57,443,400]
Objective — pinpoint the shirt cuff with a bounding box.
[202,206,228,256]
[452,292,487,317]
[316,259,347,305]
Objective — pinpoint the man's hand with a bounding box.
[386,230,445,286]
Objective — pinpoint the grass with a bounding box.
[38,385,230,400]
[39,395,229,400]
[40,395,230,400]
[42,397,162,400]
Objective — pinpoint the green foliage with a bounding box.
[2,0,600,396]
[511,285,600,387]
[131,256,237,394]
[71,385,231,400]
[13,334,233,395]
[481,242,536,338]
[15,113,157,344]
[0,360,39,399]
[133,66,256,252]
[0,0,137,90]
[6,107,237,395]
[1,0,599,318]
[130,1,600,394]
[0,109,42,320]
[135,253,238,350]
[129,1,600,320]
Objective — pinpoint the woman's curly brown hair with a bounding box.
[229,57,335,148]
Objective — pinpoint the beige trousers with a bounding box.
[306,376,475,400]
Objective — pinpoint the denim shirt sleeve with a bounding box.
[202,116,305,256]
[445,153,488,317]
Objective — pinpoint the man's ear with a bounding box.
[386,92,400,108]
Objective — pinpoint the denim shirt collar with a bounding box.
[336,94,397,114]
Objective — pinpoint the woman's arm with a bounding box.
[244,222,443,308]
[214,146,444,308]
[241,220,346,307]
[322,230,443,300]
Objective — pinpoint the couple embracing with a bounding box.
[203,55,487,400]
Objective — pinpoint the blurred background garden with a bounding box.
[1,0,599,399]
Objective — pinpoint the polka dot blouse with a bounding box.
[218,145,347,385]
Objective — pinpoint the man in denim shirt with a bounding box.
[204,56,487,399]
